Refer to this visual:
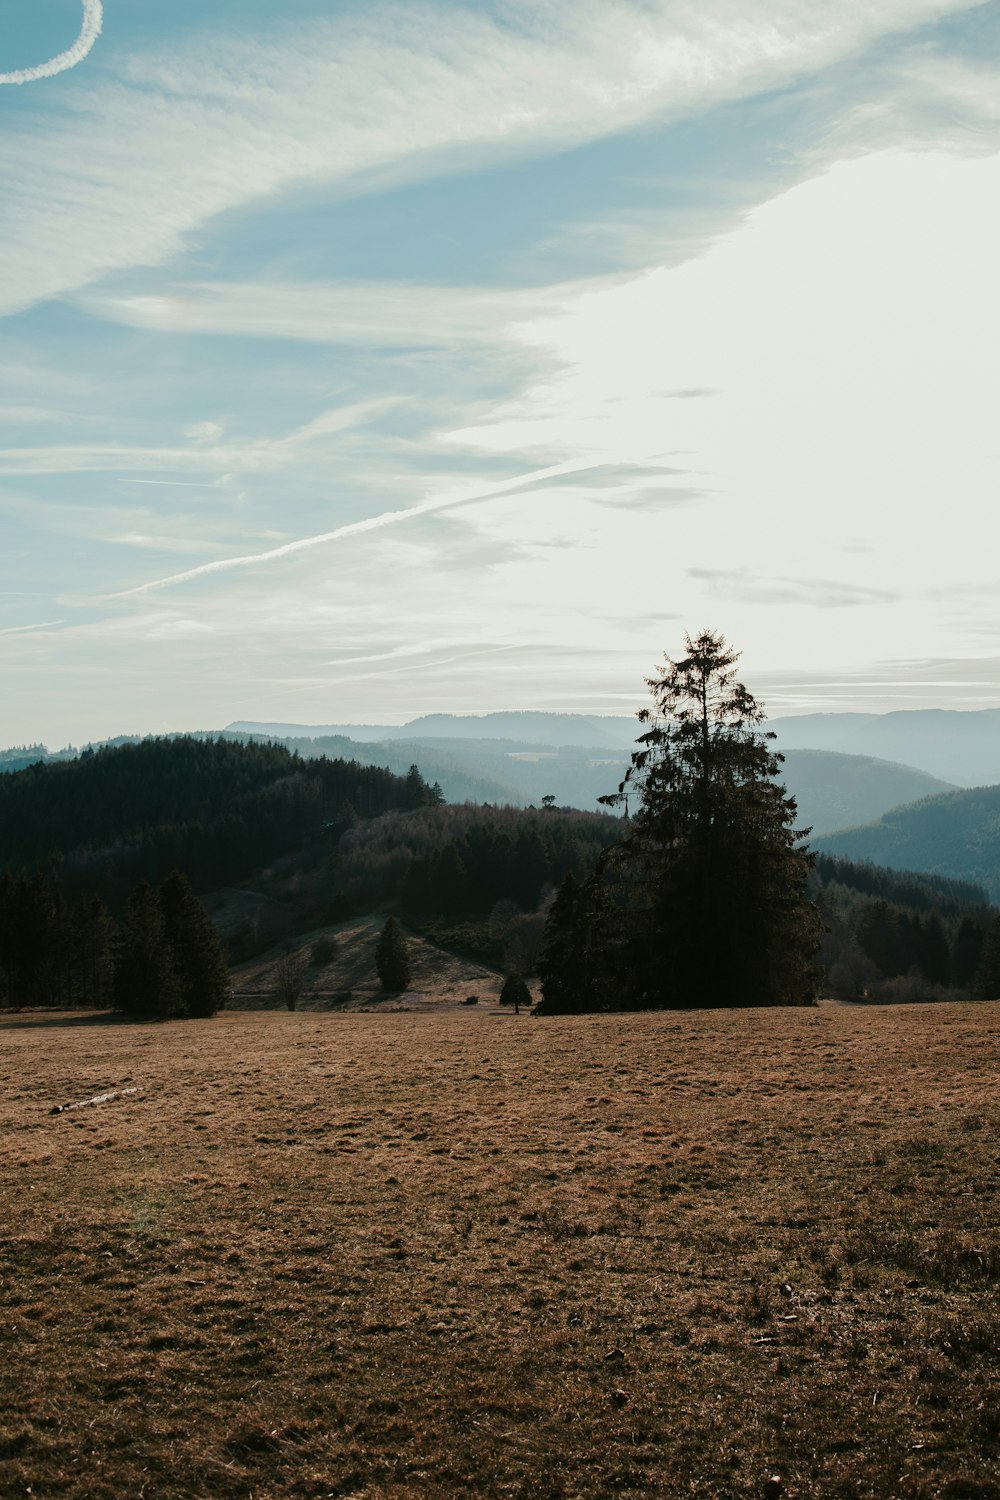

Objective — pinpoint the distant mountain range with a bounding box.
[230,723,955,835]
[228,712,640,751]
[767,708,1000,787]
[230,706,1000,787]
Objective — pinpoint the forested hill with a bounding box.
[0,737,439,904]
[813,854,993,1001]
[814,783,1000,900]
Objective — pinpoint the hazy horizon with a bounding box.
[3,1,999,747]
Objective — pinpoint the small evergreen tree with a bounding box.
[499,973,532,1013]
[375,916,411,992]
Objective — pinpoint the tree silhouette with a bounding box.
[541,631,822,1011]
[375,916,411,992]
[114,882,181,1021]
[159,870,230,1017]
[975,914,1000,1000]
[499,973,532,1013]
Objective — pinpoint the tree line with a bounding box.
[814,855,993,1001]
[0,868,229,1019]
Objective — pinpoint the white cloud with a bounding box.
[185,420,224,445]
[0,619,66,636]
[440,146,1000,672]
[0,0,982,313]
[81,279,566,347]
[0,0,102,85]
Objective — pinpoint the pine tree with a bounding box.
[538,874,595,1012]
[114,882,182,1020]
[975,914,1000,1000]
[375,916,411,992]
[70,896,117,1009]
[158,870,230,1017]
[951,916,985,990]
[589,630,822,1010]
[499,973,532,1013]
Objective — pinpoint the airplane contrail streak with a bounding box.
[0,0,103,85]
[109,455,611,599]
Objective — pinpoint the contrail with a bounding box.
[0,0,103,85]
[110,455,611,599]
[117,478,217,488]
[0,619,65,636]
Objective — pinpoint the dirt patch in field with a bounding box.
[0,1002,998,1498]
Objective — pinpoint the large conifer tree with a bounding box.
[540,631,822,1011]
[603,630,822,1007]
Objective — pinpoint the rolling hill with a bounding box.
[815,783,1000,899]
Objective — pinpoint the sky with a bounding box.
[1,0,999,747]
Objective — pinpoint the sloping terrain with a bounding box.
[780,749,953,836]
[816,782,1000,899]
[230,917,504,1010]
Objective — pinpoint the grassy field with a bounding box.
[1,1001,998,1499]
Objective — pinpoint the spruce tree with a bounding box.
[499,973,532,1013]
[975,914,1000,1000]
[583,631,822,1010]
[158,870,230,1017]
[70,897,117,1009]
[114,882,181,1021]
[538,873,600,1013]
[375,916,411,992]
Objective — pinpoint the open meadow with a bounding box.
[1,1002,998,1499]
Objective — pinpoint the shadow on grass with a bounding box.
[0,1009,126,1031]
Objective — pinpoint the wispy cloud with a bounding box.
[0,0,981,313]
[80,279,566,348]
[0,0,102,85]
[688,568,898,608]
[0,396,398,477]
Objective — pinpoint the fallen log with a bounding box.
[50,1086,141,1116]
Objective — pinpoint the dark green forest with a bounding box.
[1,727,997,1012]
[0,736,441,905]
[813,855,993,1001]
[816,783,1000,900]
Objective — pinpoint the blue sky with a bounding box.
[2,0,999,746]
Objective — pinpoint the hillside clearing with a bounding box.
[229,917,504,1010]
[1,1003,998,1498]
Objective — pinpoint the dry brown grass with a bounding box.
[230,918,502,1011]
[1,1001,998,1499]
